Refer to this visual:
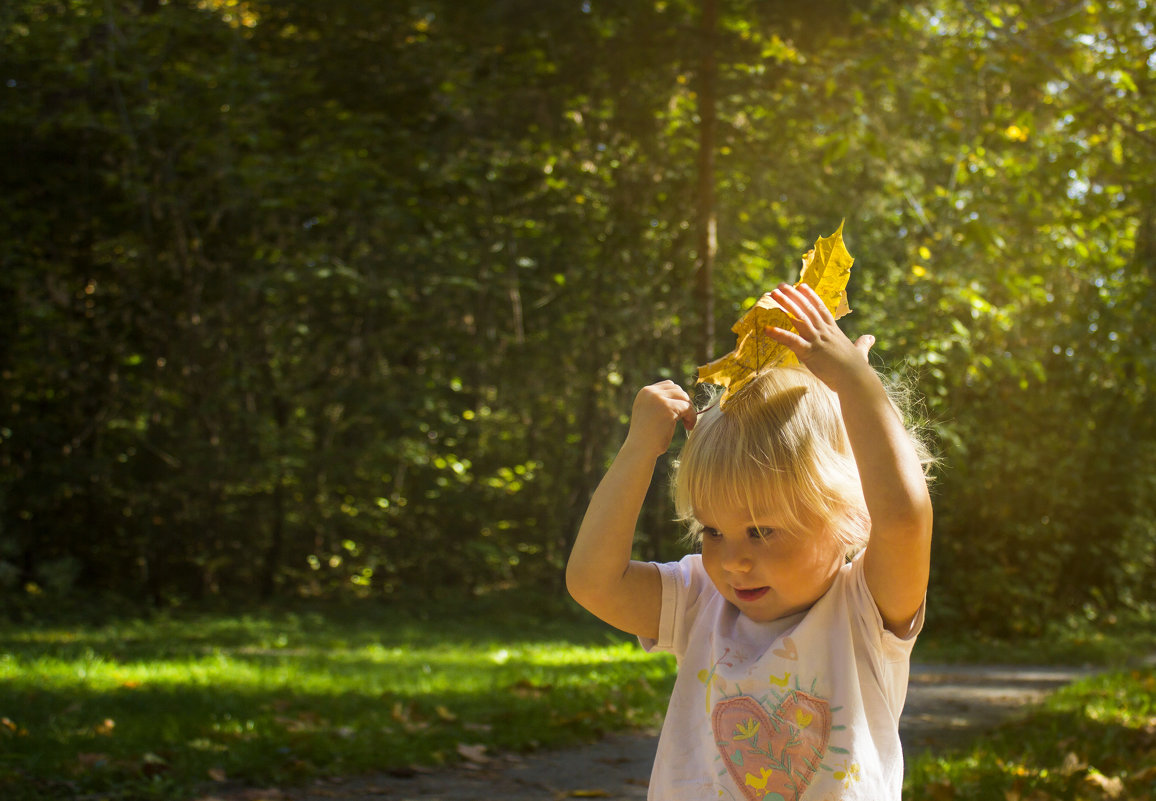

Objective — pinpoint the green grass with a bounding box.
[904,666,1156,800]
[3,599,1154,801]
[0,598,676,800]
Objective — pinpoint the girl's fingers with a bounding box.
[679,402,698,431]
[798,283,836,324]
[772,284,818,333]
[773,283,838,337]
[770,284,805,325]
[651,381,696,429]
[766,325,809,353]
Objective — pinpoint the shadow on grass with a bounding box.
[1,594,625,660]
[1,604,675,801]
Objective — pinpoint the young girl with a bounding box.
[566,282,934,800]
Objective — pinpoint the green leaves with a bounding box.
[3,0,1155,631]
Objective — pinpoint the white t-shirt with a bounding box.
[640,553,922,801]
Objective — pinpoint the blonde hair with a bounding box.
[674,366,933,557]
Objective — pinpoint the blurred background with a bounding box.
[2,0,1153,637]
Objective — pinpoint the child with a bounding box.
[566,282,934,800]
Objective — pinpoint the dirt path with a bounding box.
[259,663,1092,801]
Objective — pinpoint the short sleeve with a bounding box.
[843,555,925,717]
[638,554,709,659]
[846,555,925,661]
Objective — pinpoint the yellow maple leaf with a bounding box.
[697,221,854,406]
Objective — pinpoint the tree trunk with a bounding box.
[694,0,719,364]
[261,395,289,599]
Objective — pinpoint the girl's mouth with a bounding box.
[734,587,769,602]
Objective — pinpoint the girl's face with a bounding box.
[696,503,844,623]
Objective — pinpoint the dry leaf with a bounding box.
[510,678,552,698]
[1060,751,1087,776]
[1083,771,1125,799]
[456,743,490,764]
[208,767,228,782]
[0,716,26,736]
[1133,765,1156,782]
[697,222,854,407]
[140,752,170,778]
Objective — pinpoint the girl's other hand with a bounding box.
[624,380,697,459]
[765,283,875,394]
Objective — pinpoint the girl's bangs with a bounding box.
[677,415,817,537]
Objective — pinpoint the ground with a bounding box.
[201,662,1090,801]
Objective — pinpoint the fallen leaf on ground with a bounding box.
[1060,751,1088,776]
[1084,771,1124,799]
[208,767,228,782]
[140,752,169,777]
[1133,764,1156,782]
[697,222,854,407]
[456,743,490,764]
[510,678,552,698]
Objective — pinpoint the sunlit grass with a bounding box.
[905,667,1156,800]
[0,603,675,800]
[6,603,1153,800]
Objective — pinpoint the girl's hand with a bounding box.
[623,380,697,459]
[765,282,875,394]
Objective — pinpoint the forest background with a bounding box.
[2,0,1154,637]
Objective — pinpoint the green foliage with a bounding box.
[914,605,1156,667]
[2,1,1154,634]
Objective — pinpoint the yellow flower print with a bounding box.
[834,759,861,788]
[734,716,761,741]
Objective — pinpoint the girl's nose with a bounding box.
[719,540,753,572]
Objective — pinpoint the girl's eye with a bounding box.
[749,527,775,540]
[701,527,720,540]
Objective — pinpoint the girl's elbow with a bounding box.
[564,563,597,609]
[877,503,933,546]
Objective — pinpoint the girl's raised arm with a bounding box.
[565,381,697,640]
[767,283,933,635]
